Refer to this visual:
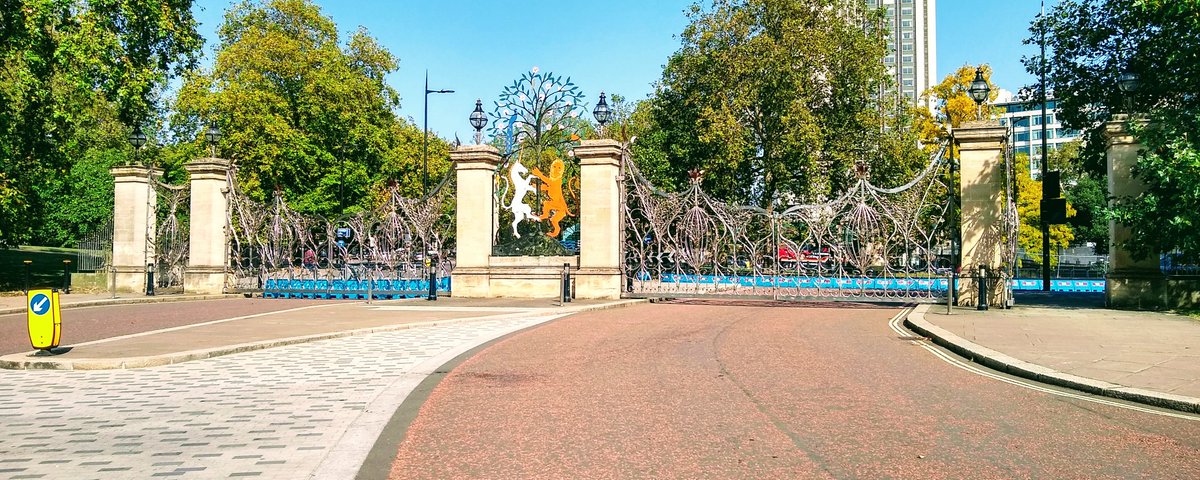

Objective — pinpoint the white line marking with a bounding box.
[887,308,1200,421]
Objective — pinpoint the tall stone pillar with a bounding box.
[110,165,162,293]
[574,139,623,299]
[184,158,231,294]
[954,121,1008,307]
[1105,115,1164,308]
[449,145,501,297]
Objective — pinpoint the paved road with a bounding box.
[0,298,332,355]
[389,300,1200,479]
[0,304,562,479]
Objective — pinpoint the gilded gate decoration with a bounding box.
[151,176,189,292]
[622,145,994,302]
[489,67,586,255]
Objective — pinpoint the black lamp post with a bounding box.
[423,71,454,197]
[968,68,991,119]
[592,92,611,136]
[128,125,147,165]
[205,123,222,157]
[469,99,487,145]
[1118,71,1140,113]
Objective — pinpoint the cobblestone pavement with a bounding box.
[0,313,557,479]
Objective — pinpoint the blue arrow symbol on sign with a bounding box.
[30,293,50,315]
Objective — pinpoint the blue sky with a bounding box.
[189,0,1060,139]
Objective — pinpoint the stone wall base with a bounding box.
[1107,273,1200,310]
[68,272,110,293]
[956,275,1007,308]
[112,266,148,293]
[184,267,227,295]
[450,255,580,299]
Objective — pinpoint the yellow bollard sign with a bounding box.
[27,288,62,350]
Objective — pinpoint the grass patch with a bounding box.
[0,247,79,294]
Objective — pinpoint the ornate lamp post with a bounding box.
[968,68,991,119]
[1117,71,1140,113]
[423,72,454,197]
[592,91,611,136]
[205,124,221,157]
[469,99,487,145]
[128,125,148,165]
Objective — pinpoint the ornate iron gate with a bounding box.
[225,165,456,299]
[622,147,967,303]
[152,177,189,293]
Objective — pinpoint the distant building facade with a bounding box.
[997,98,1082,178]
[867,0,936,105]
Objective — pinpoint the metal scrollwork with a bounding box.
[225,165,456,298]
[623,146,960,302]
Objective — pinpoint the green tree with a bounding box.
[1014,152,1075,266]
[1033,0,1200,261]
[174,0,444,217]
[1044,141,1108,253]
[0,0,202,246]
[634,0,925,206]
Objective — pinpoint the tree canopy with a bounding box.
[630,0,928,207]
[1033,0,1200,261]
[173,0,446,217]
[0,0,202,246]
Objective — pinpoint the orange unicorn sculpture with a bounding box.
[530,158,573,237]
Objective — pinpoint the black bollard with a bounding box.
[145,263,155,296]
[561,263,571,303]
[23,259,32,293]
[62,259,72,294]
[426,255,437,301]
[977,264,988,311]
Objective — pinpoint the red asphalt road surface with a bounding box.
[390,300,1200,479]
[0,298,332,355]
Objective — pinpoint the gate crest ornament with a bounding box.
[488,68,588,254]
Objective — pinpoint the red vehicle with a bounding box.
[778,245,834,268]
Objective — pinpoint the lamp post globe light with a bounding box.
[423,71,454,197]
[968,67,991,118]
[469,99,487,145]
[204,124,221,157]
[592,91,611,135]
[1118,71,1140,113]
[128,125,148,165]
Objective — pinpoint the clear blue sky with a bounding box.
[189,0,1060,139]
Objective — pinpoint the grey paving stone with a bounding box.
[0,315,548,478]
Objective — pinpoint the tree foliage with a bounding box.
[1014,152,1075,266]
[174,0,444,217]
[0,0,201,246]
[632,0,927,207]
[1034,0,1200,261]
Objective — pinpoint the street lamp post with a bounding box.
[423,71,454,197]
[1118,71,1140,114]
[205,123,222,157]
[592,92,611,137]
[968,68,991,119]
[469,99,488,145]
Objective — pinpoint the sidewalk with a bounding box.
[0,291,239,315]
[907,295,1200,413]
[0,297,642,370]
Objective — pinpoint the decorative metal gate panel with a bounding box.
[623,148,963,303]
[152,178,189,293]
[225,165,456,299]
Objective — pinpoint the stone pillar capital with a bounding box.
[452,144,501,172]
[109,165,163,182]
[953,121,1008,151]
[575,139,622,167]
[1104,115,1150,147]
[184,157,231,180]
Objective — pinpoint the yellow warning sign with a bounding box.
[27,288,61,350]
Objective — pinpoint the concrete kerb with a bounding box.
[904,303,1200,415]
[0,293,241,316]
[0,298,648,371]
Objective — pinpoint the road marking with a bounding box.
[887,308,1200,421]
